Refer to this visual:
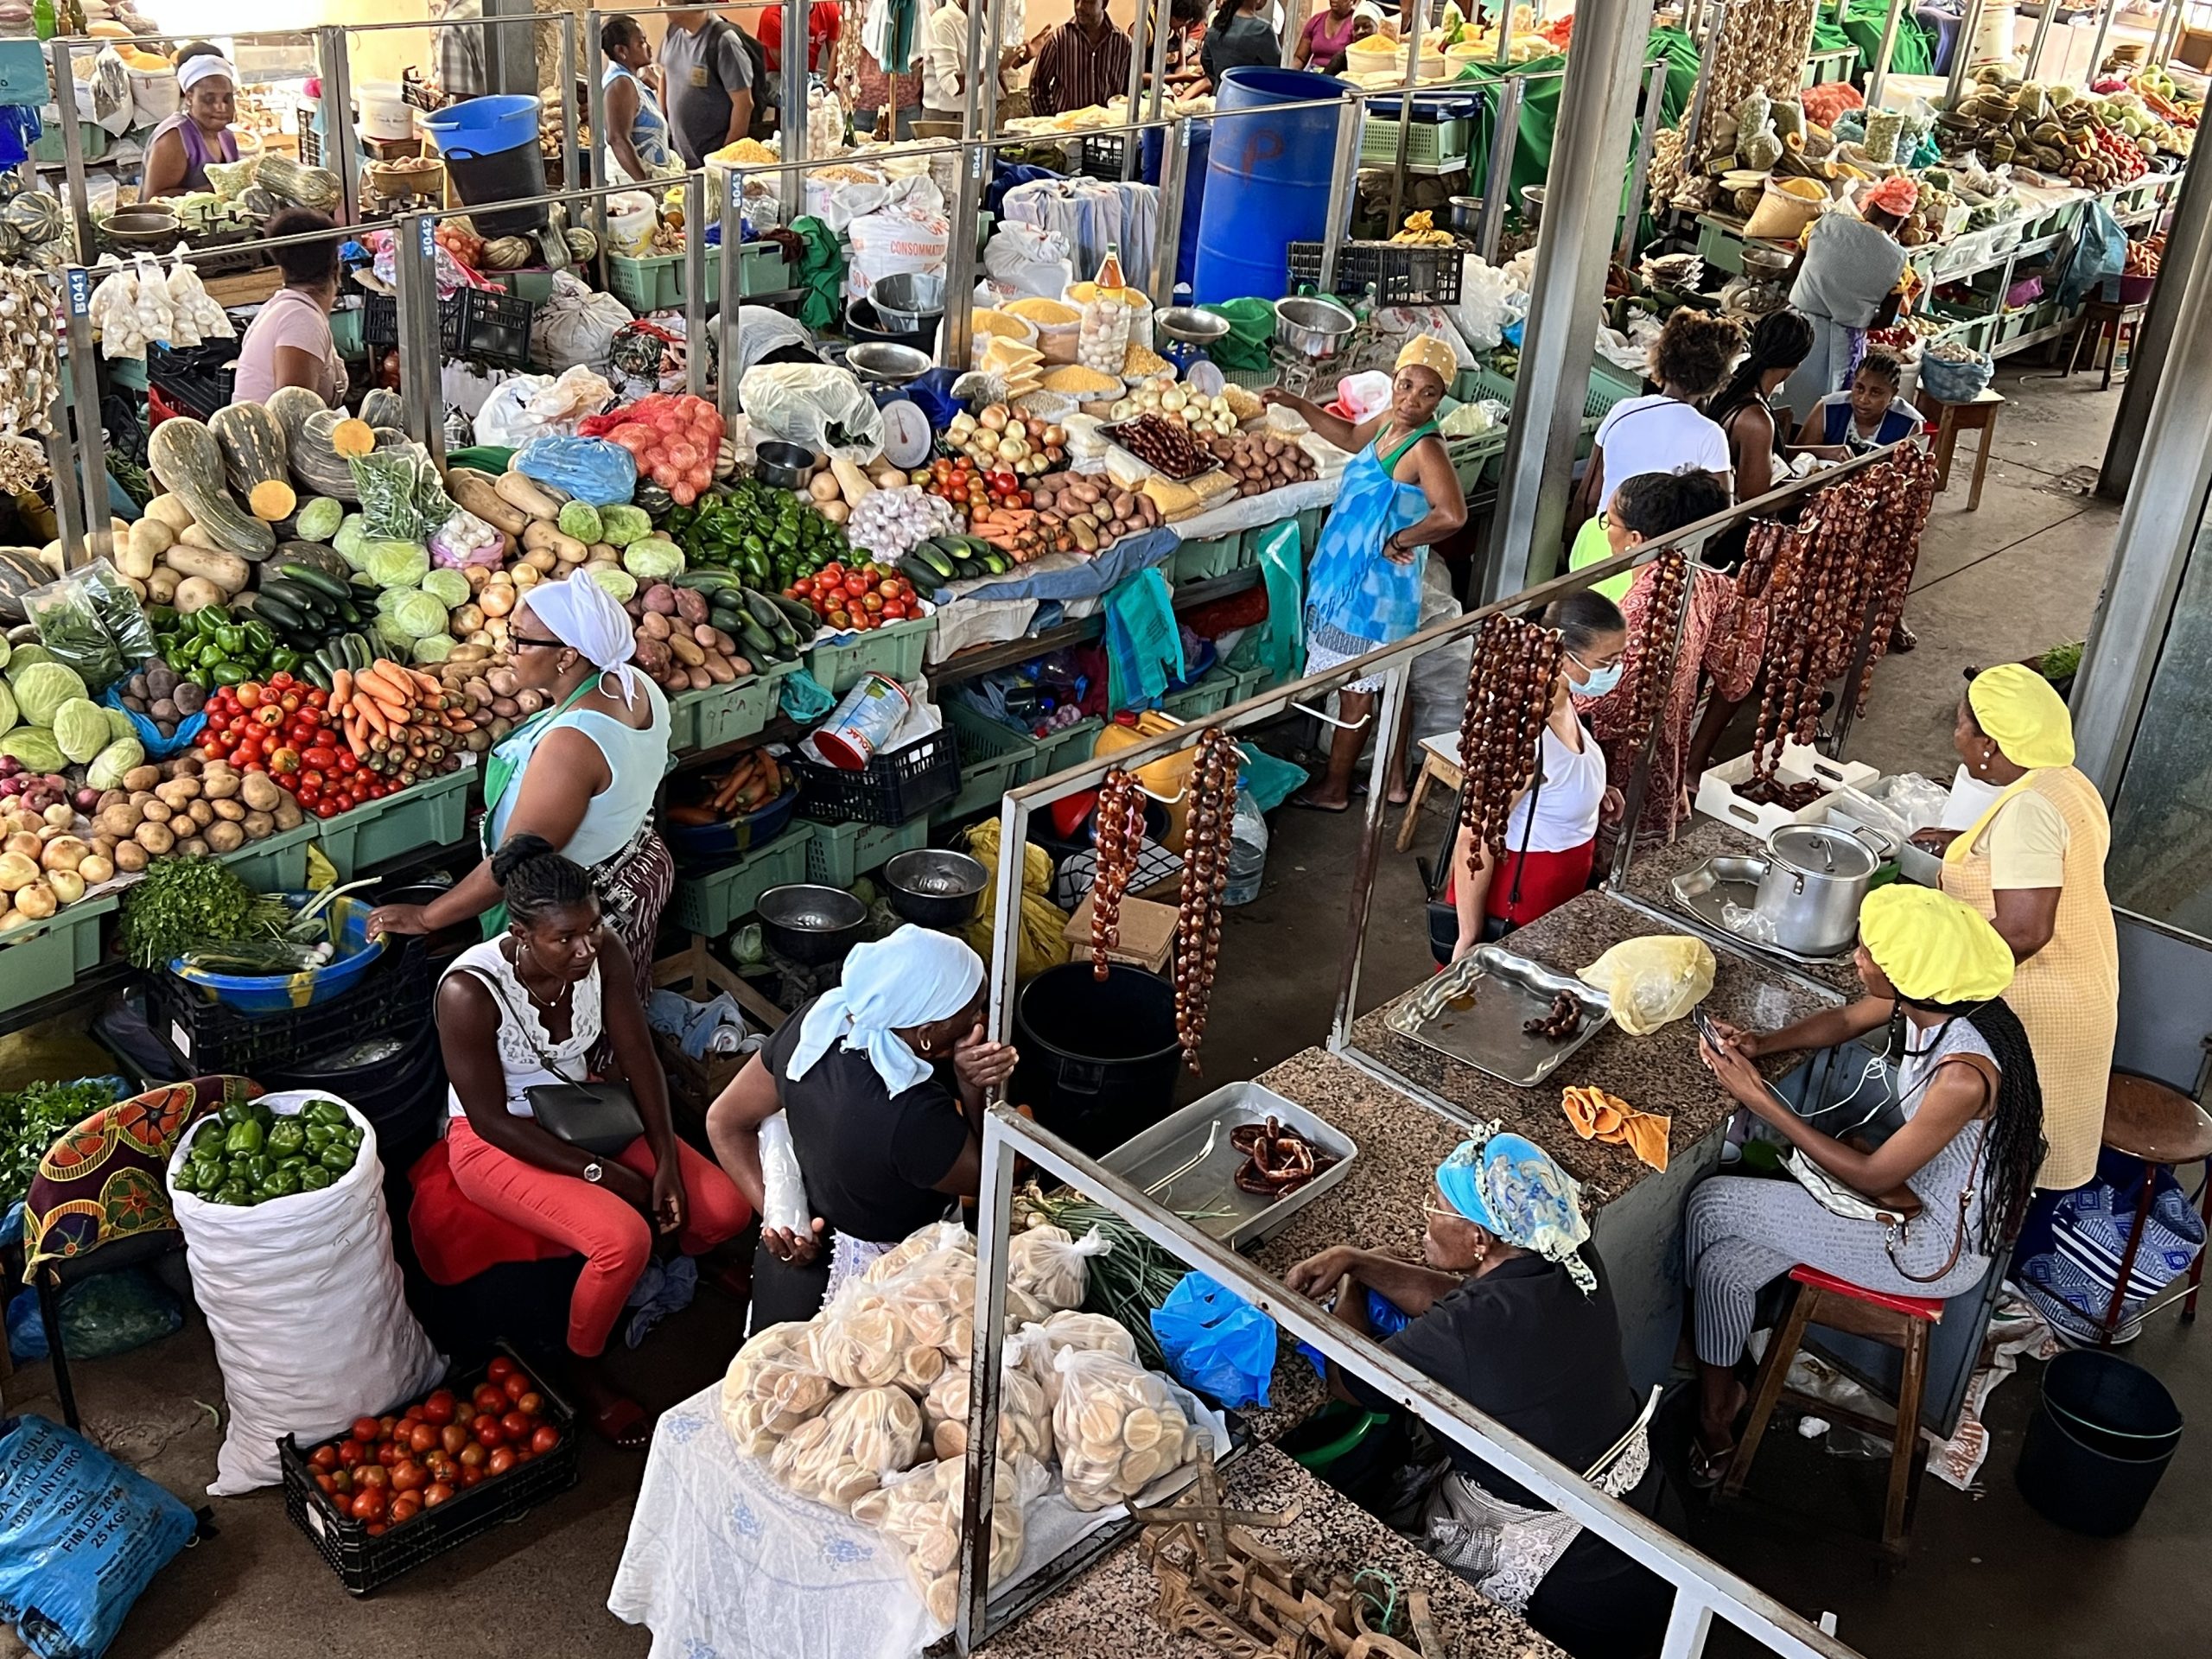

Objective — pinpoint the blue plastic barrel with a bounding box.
[1191,67,1352,305]
[419,95,548,235]
[419,93,542,160]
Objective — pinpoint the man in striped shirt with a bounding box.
[1030,0,1135,117]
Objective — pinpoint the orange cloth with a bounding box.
[1561,1084,1671,1172]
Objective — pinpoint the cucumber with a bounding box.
[675,569,740,592]
[735,615,780,660]
[769,594,819,632]
[297,659,333,691]
[251,592,309,632]
[898,556,944,591]
[908,542,956,580]
[278,563,352,603]
[744,591,801,649]
[257,575,327,615]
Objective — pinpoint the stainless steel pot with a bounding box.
[1753,824,1879,957]
[1274,296,1357,359]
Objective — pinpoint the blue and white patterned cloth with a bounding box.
[1436,1125,1597,1296]
[2014,1148,2206,1345]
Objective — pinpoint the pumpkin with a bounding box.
[359,387,404,429]
[145,418,276,561]
[2,192,65,249]
[0,548,51,624]
[255,156,343,213]
[481,236,534,270]
[328,418,376,459]
[208,403,296,522]
[291,410,363,501]
[264,385,325,456]
[564,227,599,263]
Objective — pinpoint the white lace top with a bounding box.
[443,938,604,1119]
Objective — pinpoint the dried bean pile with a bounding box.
[1457,614,1562,867]
[1173,728,1238,1072]
[1089,768,1147,980]
[1615,549,1687,742]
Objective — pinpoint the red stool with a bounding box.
[1721,1265,1944,1560]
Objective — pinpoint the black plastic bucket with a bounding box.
[1013,962,1180,1156]
[266,1022,447,1172]
[438,140,549,236]
[2015,1349,2184,1536]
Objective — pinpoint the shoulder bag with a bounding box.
[469,966,645,1155]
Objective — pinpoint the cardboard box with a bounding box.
[1065,893,1178,975]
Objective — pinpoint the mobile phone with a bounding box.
[1692,1004,1724,1049]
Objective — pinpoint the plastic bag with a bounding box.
[27,560,154,690]
[349,451,448,543]
[862,1218,976,1285]
[428,505,505,570]
[850,1453,1047,1630]
[958,818,1072,982]
[1577,934,1716,1037]
[5,1268,181,1364]
[1050,1346,1202,1511]
[983,222,1075,302]
[0,1412,199,1659]
[922,1329,1054,1463]
[1007,1222,1109,1313]
[1024,1309,1138,1409]
[512,435,639,507]
[758,1111,810,1237]
[530,271,634,373]
[717,1319,836,1455]
[738,362,887,465]
[1148,1272,1276,1410]
[768,1383,924,1512]
[815,1259,966,1393]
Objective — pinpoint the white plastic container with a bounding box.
[357,81,414,141]
[606,189,659,256]
[1694,742,1880,841]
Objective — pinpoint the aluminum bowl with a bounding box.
[1155,305,1231,345]
[846,341,933,385]
[1520,185,1546,229]
[101,210,182,250]
[1446,194,1484,233]
[1274,296,1357,358]
[753,441,817,490]
[883,849,989,929]
[758,883,870,966]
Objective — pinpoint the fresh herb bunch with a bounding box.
[1016,1184,1190,1366]
[118,857,279,971]
[0,1076,123,1207]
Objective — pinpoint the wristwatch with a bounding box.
[582,1160,606,1185]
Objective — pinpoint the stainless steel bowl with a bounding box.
[846,341,932,385]
[1520,185,1547,229]
[1155,305,1231,345]
[753,441,817,490]
[1274,296,1357,358]
[758,883,870,966]
[101,210,182,249]
[883,849,989,929]
[1446,194,1484,233]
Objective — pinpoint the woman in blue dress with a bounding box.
[600,14,675,185]
[1262,335,1468,810]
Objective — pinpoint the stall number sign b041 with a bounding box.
[66,268,91,318]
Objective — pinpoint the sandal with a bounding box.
[592,1395,655,1450]
[1686,1438,1737,1491]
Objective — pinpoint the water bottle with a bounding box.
[1223,789,1268,906]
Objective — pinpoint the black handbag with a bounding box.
[473,967,647,1155]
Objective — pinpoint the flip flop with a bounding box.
[1686,1439,1737,1491]
[592,1395,655,1450]
[1287,791,1353,813]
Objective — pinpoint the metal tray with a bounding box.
[1381,944,1612,1088]
[1669,855,1853,968]
[1098,418,1224,484]
[1099,1082,1357,1249]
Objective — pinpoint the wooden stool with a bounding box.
[2093,1072,2212,1343]
[1395,741,1465,852]
[1911,386,2005,512]
[1721,1265,1944,1560]
[2064,297,2148,391]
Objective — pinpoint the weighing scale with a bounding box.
[1269,294,1358,399]
[842,341,938,467]
[1154,304,1231,378]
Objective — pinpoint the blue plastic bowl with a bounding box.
[168,894,385,1015]
[420,94,543,160]
[668,785,802,865]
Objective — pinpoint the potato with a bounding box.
[210,798,245,823]
[241,811,275,841]
[238,773,284,813]
[175,836,209,858]
[203,821,245,855]
[156,778,200,807]
[185,800,213,828]
[133,821,175,854]
[139,798,173,824]
[200,767,242,800]
[273,798,305,832]
[112,841,149,873]
[78,855,113,884]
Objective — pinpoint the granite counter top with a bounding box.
[1610,818,1866,1000]
[974,1445,1564,1659]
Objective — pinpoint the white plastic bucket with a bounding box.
[607,189,658,255]
[358,81,414,141]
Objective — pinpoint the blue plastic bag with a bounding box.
[1149,1272,1276,1409]
[512,436,639,507]
[98,686,205,760]
[7,1269,183,1365]
[1294,1290,1413,1379]
[0,1413,197,1659]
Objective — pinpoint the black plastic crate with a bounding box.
[149,340,239,418]
[145,938,432,1076]
[1079,133,1127,179]
[1286,239,1464,306]
[792,727,959,826]
[280,1341,581,1596]
[361,289,535,366]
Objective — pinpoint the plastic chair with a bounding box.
[1720,1265,1945,1560]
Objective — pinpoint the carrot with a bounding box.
[332,668,353,709]
[356,702,390,740]
[408,668,442,698]
[369,696,413,726]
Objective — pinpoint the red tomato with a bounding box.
[460,1466,483,1488]
[315,1472,335,1495]
[458,1443,487,1470]
[365,1522,387,1537]
[474,1383,508,1414]
[350,1488,385,1521]
[475,1415,506,1447]
[441,1423,469,1458]
[236,683,263,709]
[408,1422,439,1454]
[423,1482,454,1509]
[391,1459,429,1494]
[311,1443,340,1471]
[851,612,877,632]
[516,1391,543,1417]
[826,608,851,631]
[487,1447,516,1477]
[356,1465,390,1491]
[452,1402,474,1427]
[531,1424,562,1454]
[338,1438,366,1469]
[377,1441,401,1468]
[504,1371,531,1402]
[314,799,340,819]
[500,1410,531,1440]
[352,1416,381,1443]
[882,601,908,620]
[512,1449,534,1466]
[389,1493,423,1524]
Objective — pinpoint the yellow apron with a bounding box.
[1942,766,2120,1191]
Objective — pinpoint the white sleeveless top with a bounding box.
[443,938,604,1119]
[1503,717,1608,854]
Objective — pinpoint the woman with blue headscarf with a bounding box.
[706,925,1018,1325]
[1287,1128,1671,1657]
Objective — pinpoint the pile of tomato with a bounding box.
[917,456,1028,522]
[197,674,393,819]
[304,1356,561,1535]
[785,560,922,632]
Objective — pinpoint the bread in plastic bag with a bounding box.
[925,1329,1053,1464]
[1577,934,1717,1037]
[1050,1347,1199,1511]
[718,1319,835,1455]
[851,1452,1048,1629]
[1007,1222,1110,1313]
[865,1219,976,1285]
[813,1283,912,1389]
[1027,1309,1138,1410]
[769,1383,924,1510]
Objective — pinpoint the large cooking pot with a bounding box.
[1754,824,1879,957]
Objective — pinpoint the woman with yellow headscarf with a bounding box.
[1683,885,2046,1484]
[1262,334,1466,810]
[1909,664,2118,1191]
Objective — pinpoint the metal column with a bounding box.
[2024,0,2057,81]
[316,27,361,226]
[1617,57,1668,269]
[1150,118,1191,308]
[1386,0,1431,232]
[1944,0,1987,106]
[60,267,107,568]
[396,211,447,465]
[2086,0,2120,85]
[2071,218,2212,792]
[1147,0,1175,122]
[1866,0,1905,110]
[683,170,709,398]
[784,0,810,167]
[1477,74,1521,262]
[719,167,746,435]
[585,8,612,258]
[558,13,581,219]
[1482,0,1656,600]
[2100,134,2212,501]
[1682,1,1726,156]
[51,42,92,263]
[1122,0,1150,179]
[1318,98,1363,293]
[940,0,997,371]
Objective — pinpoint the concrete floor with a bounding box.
[8,362,2177,1659]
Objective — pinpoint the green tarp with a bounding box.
[1841,0,1936,80]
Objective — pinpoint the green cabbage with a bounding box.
[0,682,16,736]
[584,565,637,603]
[372,615,415,655]
[13,661,87,728]
[333,513,369,569]
[294,496,346,543]
[597,503,652,548]
[53,697,110,764]
[410,633,455,665]
[558,499,604,544]
[105,703,135,743]
[374,586,450,640]
[0,728,64,772]
[5,643,51,681]
[363,539,431,589]
[420,568,472,609]
[86,735,145,790]
[621,539,684,582]
[0,635,12,673]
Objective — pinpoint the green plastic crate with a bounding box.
[1031,715,1103,780]
[672,661,798,756]
[605,243,791,315]
[804,816,928,888]
[937,702,1042,825]
[313,766,476,881]
[1228,662,1269,704]
[805,613,937,696]
[1294,506,1325,561]
[1163,666,1237,721]
[220,819,321,893]
[672,826,813,937]
[1357,115,1471,169]
[1172,533,1242,584]
[487,270,558,304]
[0,893,116,1014]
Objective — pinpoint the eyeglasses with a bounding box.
[509,632,563,651]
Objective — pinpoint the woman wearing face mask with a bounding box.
[1688,885,2044,1486]
[1443,592,1627,958]
[367,577,673,1005]
[435,836,753,1445]
[704,926,1019,1325]
[142,48,241,200]
[1263,334,1467,812]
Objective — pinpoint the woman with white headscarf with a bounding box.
[370,575,675,1003]
[143,46,242,200]
[705,925,1019,1325]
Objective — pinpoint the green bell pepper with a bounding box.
[304,1123,336,1150]
[319,1143,356,1173]
[260,1166,302,1198]
[300,1165,334,1192]
[267,1118,307,1157]
[225,1118,264,1155]
[214,1181,251,1207]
